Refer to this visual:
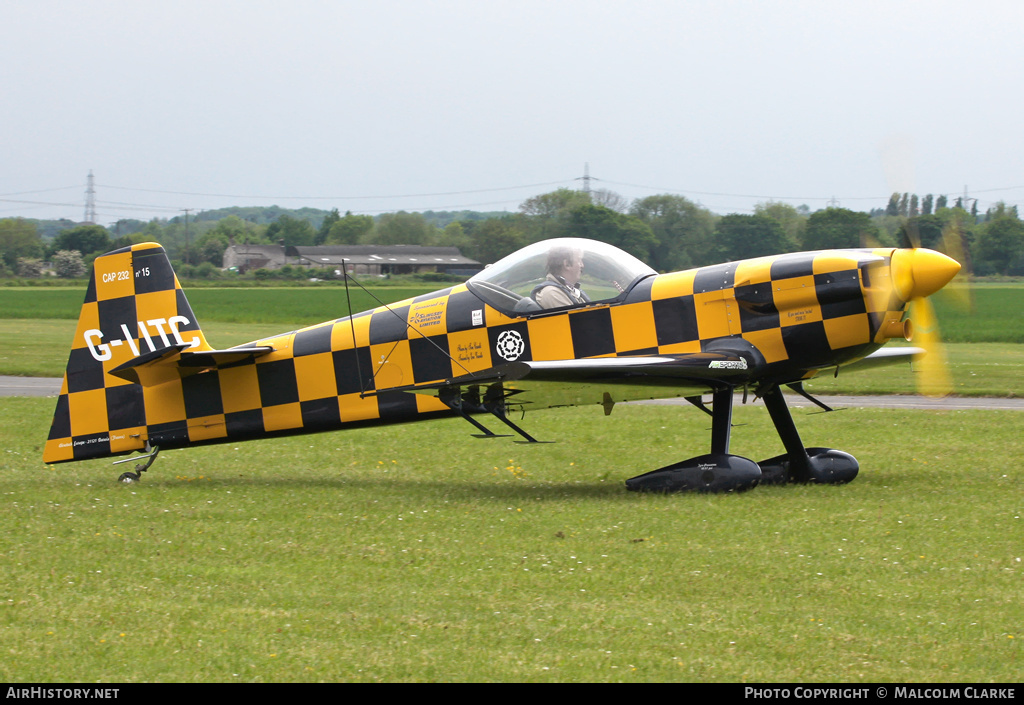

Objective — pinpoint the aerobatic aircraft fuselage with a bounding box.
[44,238,959,492]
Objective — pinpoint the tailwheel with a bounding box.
[113,443,160,484]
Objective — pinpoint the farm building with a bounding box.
[222,245,289,272]
[223,244,480,276]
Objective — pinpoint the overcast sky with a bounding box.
[3,0,1023,225]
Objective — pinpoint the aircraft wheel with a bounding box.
[805,448,859,485]
[118,471,140,484]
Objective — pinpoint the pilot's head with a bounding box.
[546,246,584,285]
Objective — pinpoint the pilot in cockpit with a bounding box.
[532,245,591,308]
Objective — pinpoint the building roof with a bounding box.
[226,245,288,257]
[287,245,479,267]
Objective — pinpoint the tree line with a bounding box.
[2,189,1023,278]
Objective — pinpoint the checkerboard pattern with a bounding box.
[44,244,210,462]
[45,245,905,465]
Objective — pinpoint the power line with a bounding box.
[96,199,193,213]
[4,172,1023,223]
[600,179,885,202]
[97,179,569,201]
[347,196,524,216]
[0,197,85,208]
[0,185,81,197]
[965,185,1024,195]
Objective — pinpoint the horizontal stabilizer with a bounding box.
[179,346,276,368]
[109,345,275,385]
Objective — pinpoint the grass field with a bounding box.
[932,285,1024,344]
[0,286,437,326]
[2,282,1022,682]
[1,397,1021,682]
[0,282,1021,338]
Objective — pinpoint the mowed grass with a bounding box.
[803,343,1024,398]
[0,285,433,378]
[0,320,294,378]
[2,397,1021,682]
[934,283,1024,343]
[0,282,1022,337]
[0,287,436,326]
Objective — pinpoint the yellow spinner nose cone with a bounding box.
[891,248,962,301]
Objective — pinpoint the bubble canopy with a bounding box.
[466,238,657,315]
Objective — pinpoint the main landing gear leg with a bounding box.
[625,388,762,493]
[758,386,858,485]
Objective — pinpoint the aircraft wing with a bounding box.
[839,346,925,373]
[383,351,760,412]
[493,354,758,410]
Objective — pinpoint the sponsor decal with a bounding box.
[409,299,445,330]
[709,359,748,370]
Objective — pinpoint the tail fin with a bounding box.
[43,243,213,464]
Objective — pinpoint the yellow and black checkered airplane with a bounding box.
[43,237,960,492]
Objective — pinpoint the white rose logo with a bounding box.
[495,330,525,361]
